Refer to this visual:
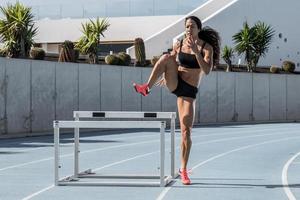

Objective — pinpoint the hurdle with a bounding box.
[54,111,177,187]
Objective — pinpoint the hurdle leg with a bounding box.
[160,122,165,187]
[54,122,60,186]
[170,116,176,178]
[74,115,80,178]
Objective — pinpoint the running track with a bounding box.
[0,123,299,200]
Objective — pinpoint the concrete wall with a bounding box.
[0,57,299,136]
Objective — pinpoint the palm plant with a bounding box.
[252,21,275,71]
[232,22,255,72]
[233,21,274,72]
[75,18,110,64]
[221,45,234,72]
[0,2,37,58]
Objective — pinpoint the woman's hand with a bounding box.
[186,36,199,55]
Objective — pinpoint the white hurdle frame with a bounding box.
[54,111,177,187]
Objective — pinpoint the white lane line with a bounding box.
[0,129,298,172]
[21,132,300,200]
[282,151,300,200]
[291,162,300,164]
[0,157,54,171]
[0,140,157,172]
[0,132,160,152]
[156,136,300,200]
[22,185,54,200]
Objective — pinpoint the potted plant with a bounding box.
[221,45,234,72]
[75,17,110,64]
[0,2,37,58]
[233,21,274,72]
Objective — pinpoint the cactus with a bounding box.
[58,40,76,62]
[30,47,45,60]
[282,60,295,73]
[134,38,146,66]
[118,52,131,66]
[74,49,80,61]
[105,54,120,65]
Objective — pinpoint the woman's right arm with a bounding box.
[170,40,180,57]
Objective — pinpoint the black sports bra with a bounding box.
[178,40,205,69]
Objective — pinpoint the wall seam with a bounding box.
[29,61,33,134]
[54,63,57,120]
[77,64,80,111]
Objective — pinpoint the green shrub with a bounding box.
[30,48,45,60]
[282,60,295,73]
[151,56,160,66]
[0,49,6,57]
[270,65,280,73]
[105,54,120,65]
[118,52,131,66]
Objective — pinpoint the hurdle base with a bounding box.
[58,169,177,187]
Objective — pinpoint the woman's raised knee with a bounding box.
[159,54,175,64]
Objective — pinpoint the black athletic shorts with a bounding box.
[171,75,198,99]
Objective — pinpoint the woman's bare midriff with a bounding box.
[178,66,202,87]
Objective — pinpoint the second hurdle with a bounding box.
[54,111,177,187]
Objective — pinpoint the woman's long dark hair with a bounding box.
[185,16,221,66]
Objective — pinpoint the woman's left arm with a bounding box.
[195,45,213,75]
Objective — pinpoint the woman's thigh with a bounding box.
[162,54,179,92]
[177,97,195,130]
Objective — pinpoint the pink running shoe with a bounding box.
[133,83,150,96]
[179,169,191,185]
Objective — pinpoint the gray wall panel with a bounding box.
[122,67,142,111]
[287,75,300,120]
[270,74,286,120]
[6,59,31,134]
[199,72,217,123]
[79,64,100,111]
[100,65,122,111]
[235,73,252,122]
[253,74,270,121]
[141,68,162,112]
[56,62,78,120]
[0,58,6,134]
[217,72,235,122]
[31,61,55,132]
